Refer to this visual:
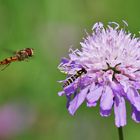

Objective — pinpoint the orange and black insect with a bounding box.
[0,48,34,70]
[63,68,87,88]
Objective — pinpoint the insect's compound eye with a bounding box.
[25,48,33,56]
[77,68,87,75]
[83,68,87,74]
[77,70,83,75]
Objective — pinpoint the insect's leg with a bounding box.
[24,59,29,62]
[24,56,30,62]
[0,63,11,71]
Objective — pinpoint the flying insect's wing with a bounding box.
[1,48,16,55]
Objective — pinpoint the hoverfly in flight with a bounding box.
[63,68,87,88]
[0,48,34,71]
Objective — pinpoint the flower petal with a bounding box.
[115,74,130,93]
[100,108,111,117]
[87,102,97,107]
[133,82,140,89]
[110,81,125,96]
[131,105,140,123]
[126,88,140,111]
[64,83,76,95]
[68,86,89,115]
[58,91,65,96]
[61,57,69,64]
[114,96,126,127]
[86,85,103,107]
[100,86,114,116]
[66,95,71,108]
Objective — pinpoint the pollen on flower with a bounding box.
[58,21,140,127]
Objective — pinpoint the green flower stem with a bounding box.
[118,127,124,140]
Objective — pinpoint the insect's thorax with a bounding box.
[16,48,33,61]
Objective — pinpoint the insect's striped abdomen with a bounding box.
[63,68,87,88]
[0,56,18,65]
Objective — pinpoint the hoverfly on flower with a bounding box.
[0,48,34,70]
[63,68,87,88]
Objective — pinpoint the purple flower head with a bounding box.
[58,22,140,127]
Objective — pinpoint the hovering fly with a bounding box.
[0,48,34,70]
[63,68,87,88]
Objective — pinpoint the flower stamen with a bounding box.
[103,63,121,79]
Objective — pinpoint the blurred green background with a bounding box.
[0,0,140,140]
